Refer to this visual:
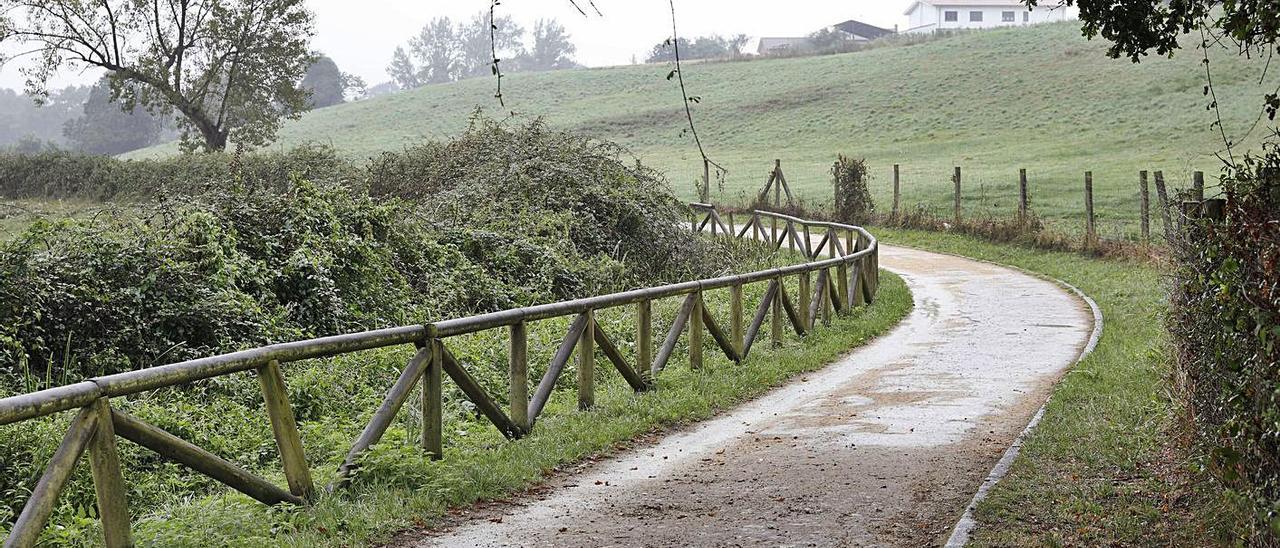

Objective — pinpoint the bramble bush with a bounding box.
[831,155,874,225]
[1169,145,1280,545]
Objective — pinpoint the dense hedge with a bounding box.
[1170,147,1280,544]
[0,117,745,384]
[0,144,357,200]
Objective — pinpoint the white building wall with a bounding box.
[904,3,1077,34]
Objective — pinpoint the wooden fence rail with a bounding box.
[0,205,879,548]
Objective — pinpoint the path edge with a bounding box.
[902,247,1106,547]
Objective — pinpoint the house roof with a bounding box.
[832,19,895,40]
[904,0,1028,15]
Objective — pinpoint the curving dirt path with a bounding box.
[405,245,1094,547]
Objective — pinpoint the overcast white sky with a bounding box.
[0,1,914,91]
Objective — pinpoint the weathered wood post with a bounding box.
[835,230,849,309]
[258,359,317,498]
[727,211,735,236]
[730,284,744,358]
[702,158,711,203]
[798,271,811,332]
[88,398,132,547]
[509,322,529,432]
[1018,168,1029,223]
[802,224,812,258]
[422,341,443,459]
[774,159,782,207]
[953,166,962,224]
[1084,171,1096,246]
[689,293,704,368]
[1193,170,1205,202]
[638,300,653,379]
[578,310,595,409]
[1139,171,1150,244]
[1154,170,1172,241]
[821,268,833,325]
[771,278,783,347]
[892,164,901,221]
[770,215,778,245]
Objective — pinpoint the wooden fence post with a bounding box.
[422,341,443,459]
[892,164,901,221]
[578,309,595,409]
[1018,168,1029,223]
[88,398,132,548]
[258,359,316,499]
[1154,170,1171,241]
[702,158,711,203]
[1139,171,1150,244]
[1084,171,1096,246]
[1193,170,1205,202]
[730,284,744,357]
[637,301,652,380]
[822,268,833,325]
[509,323,529,432]
[727,211,735,236]
[771,277,783,347]
[798,271,811,332]
[689,294,703,369]
[774,159,782,207]
[953,166,962,224]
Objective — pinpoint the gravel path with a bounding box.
[405,244,1094,547]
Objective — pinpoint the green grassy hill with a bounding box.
[132,22,1274,236]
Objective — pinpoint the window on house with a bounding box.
[1023,11,1030,22]
[1002,11,1016,22]
[944,11,958,22]
[970,11,984,22]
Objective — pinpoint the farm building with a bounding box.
[903,0,1077,34]
[757,19,895,55]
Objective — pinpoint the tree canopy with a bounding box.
[386,13,574,91]
[64,78,164,155]
[0,0,317,151]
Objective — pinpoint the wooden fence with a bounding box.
[0,206,879,548]
[746,160,1204,248]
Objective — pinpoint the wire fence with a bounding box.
[663,158,1215,245]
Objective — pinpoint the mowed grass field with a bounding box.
[130,21,1273,237]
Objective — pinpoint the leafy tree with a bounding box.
[0,86,90,148]
[646,35,740,63]
[63,78,163,155]
[457,12,524,79]
[302,56,346,109]
[409,17,459,85]
[518,19,577,71]
[808,28,858,54]
[387,46,421,90]
[0,0,317,152]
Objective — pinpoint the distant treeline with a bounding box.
[385,13,579,92]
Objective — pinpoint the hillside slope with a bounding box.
[130,22,1274,233]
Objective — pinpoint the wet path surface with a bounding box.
[407,245,1093,547]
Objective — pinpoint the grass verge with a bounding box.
[874,228,1208,546]
[101,271,912,547]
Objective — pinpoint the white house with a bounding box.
[903,0,1077,34]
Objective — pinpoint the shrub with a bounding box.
[831,155,874,224]
[0,144,357,200]
[0,116,758,386]
[1169,146,1280,544]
